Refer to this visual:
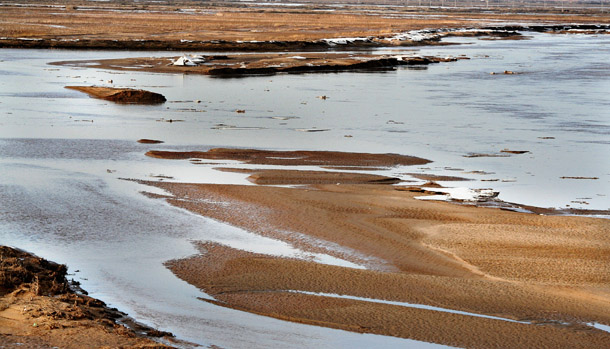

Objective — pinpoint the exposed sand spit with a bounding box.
[146,148,431,167]
[53,53,461,77]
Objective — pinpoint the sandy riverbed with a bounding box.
[138,148,610,348]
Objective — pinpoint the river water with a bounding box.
[0,32,608,347]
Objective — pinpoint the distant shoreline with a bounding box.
[2,24,609,51]
[1,1,609,51]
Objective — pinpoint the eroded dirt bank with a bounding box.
[141,149,610,348]
[0,246,176,348]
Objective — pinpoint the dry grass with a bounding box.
[1,2,608,43]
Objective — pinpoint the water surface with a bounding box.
[1,32,608,347]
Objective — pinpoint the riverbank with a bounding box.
[1,1,609,51]
[0,246,178,348]
[140,148,610,348]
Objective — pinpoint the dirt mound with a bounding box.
[66,86,166,104]
[105,89,166,104]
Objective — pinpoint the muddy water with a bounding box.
[0,32,608,347]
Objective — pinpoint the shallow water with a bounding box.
[0,144,436,348]
[0,32,609,347]
[1,33,608,210]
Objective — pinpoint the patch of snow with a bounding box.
[172,56,197,66]
[416,187,499,202]
[320,37,372,46]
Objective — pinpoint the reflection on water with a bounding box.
[0,32,609,347]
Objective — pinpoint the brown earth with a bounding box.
[1,2,609,51]
[0,246,176,348]
[139,148,610,348]
[66,86,166,104]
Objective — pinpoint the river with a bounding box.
[0,32,608,347]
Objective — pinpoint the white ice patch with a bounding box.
[415,187,499,202]
[320,37,372,45]
[387,28,494,42]
[172,56,197,66]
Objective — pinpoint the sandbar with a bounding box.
[141,148,610,348]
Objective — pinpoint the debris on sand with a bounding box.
[66,86,166,104]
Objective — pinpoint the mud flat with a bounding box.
[141,148,610,348]
[54,53,467,77]
[0,246,177,348]
[65,86,166,104]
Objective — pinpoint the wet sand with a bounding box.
[0,246,176,348]
[142,149,610,348]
